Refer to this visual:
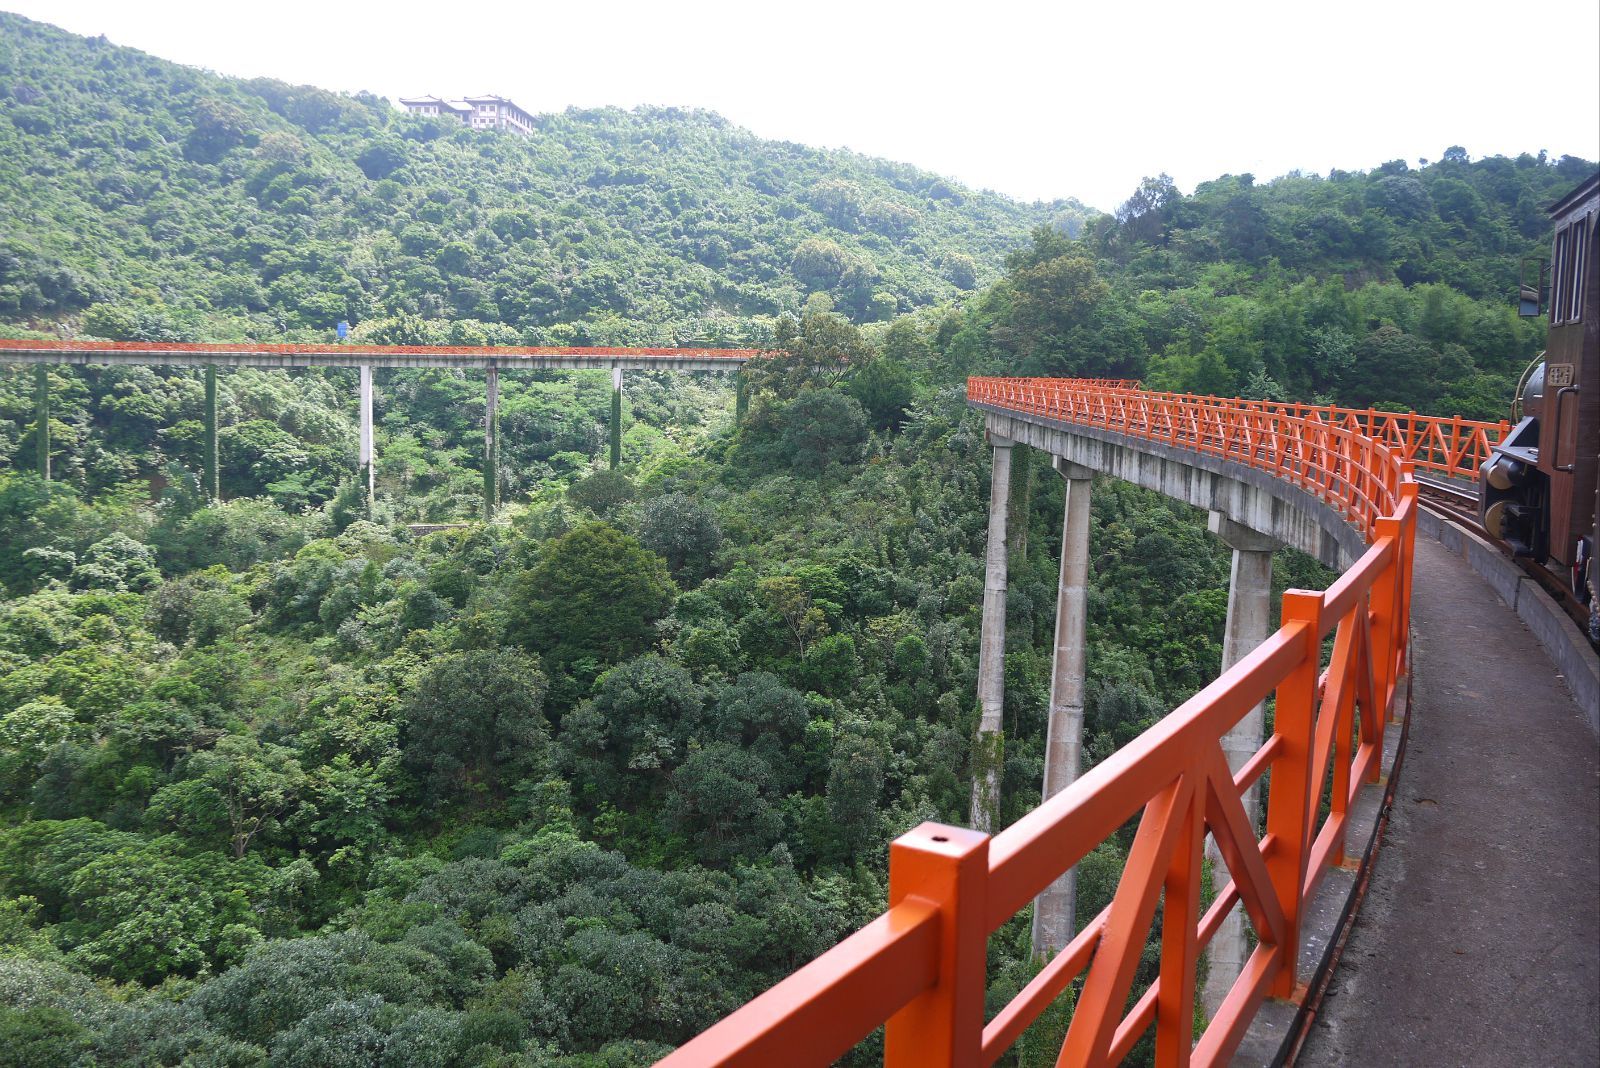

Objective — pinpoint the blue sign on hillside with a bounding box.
[336,320,350,341]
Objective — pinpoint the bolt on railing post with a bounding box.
[884,822,989,1067]
[1263,589,1322,1000]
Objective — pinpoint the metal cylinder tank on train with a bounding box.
[1480,173,1599,621]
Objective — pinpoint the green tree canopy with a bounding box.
[637,492,722,584]
[508,523,675,669]
[399,647,550,808]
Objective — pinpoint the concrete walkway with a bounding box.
[1300,538,1600,1066]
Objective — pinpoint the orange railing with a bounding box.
[1024,377,1146,392]
[0,339,767,359]
[662,378,1422,1067]
[975,376,1506,485]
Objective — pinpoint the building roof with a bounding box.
[400,96,472,114]
[463,94,527,112]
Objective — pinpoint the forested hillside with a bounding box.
[0,9,1594,1068]
[0,12,1066,346]
[946,156,1589,416]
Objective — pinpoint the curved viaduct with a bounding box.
[663,378,1598,1067]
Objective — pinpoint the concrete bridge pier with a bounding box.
[203,366,219,502]
[610,367,623,470]
[734,370,749,424]
[1201,511,1281,1020]
[33,364,49,480]
[484,367,500,520]
[970,433,1013,833]
[1031,458,1094,959]
[358,366,375,512]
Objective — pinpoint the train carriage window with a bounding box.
[1551,225,1572,324]
[1572,212,1592,323]
[1552,211,1593,325]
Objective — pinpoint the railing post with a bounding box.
[885,823,989,1067]
[1369,516,1403,733]
[1396,474,1418,675]
[1263,589,1322,999]
[1157,781,1206,1067]
[1326,615,1359,863]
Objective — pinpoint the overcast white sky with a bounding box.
[8,0,1599,211]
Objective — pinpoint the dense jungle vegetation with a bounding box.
[0,10,1594,1067]
[0,13,1070,346]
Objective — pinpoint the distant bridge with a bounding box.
[0,340,769,516]
[663,378,1598,1066]
[0,338,764,370]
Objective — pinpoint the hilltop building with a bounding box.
[398,95,469,122]
[398,95,535,136]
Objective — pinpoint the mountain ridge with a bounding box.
[0,11,1085,345]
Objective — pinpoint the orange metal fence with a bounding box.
[661,378,1421,1067]
[977,376,1505,484]
[0,339,767,359]
[1029,378,1146,392]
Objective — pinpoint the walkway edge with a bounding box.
[1416,505,1600,734]
[1232,671,1413,1067]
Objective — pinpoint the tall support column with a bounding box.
[1008,444,1034,562]
[358,365,375,513]
[609,367,623,470]
[484,367,500,520]
[1201,512,1280,1019]
[734,370,749,424]
[969,433,1013,833]
[1031,459,1093,958]
[203,366,219,502]
[33,365,49,480]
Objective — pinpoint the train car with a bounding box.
[1480,172,1599,640]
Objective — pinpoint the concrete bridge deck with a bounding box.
[1300,536,1600,1066]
